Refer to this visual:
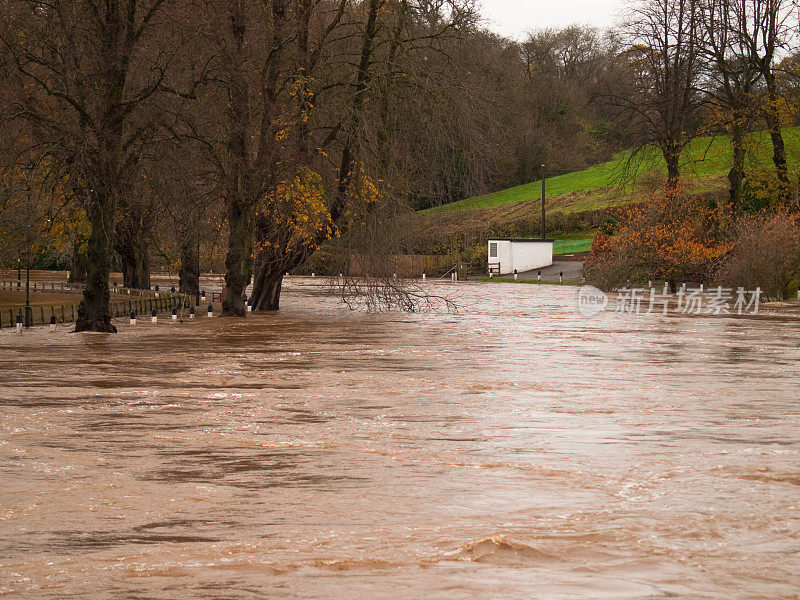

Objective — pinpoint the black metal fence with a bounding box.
[0,280,191,328]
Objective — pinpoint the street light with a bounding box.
[25,261,31,327]
[540,164,546,239]
[24,225,32,327]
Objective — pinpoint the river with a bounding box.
[1,280,798,599]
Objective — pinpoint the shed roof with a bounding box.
[488,238,554,243]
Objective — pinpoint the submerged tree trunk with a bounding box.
[75,197,117,333]
[251,265,284,311]
[250,241,308,312]
[179,237,200,297]
[115,214,151,289]
[117,239,150,289]
[222,199,254,316]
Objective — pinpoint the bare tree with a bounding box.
[612,0,703,188]
[742,0,797,200]
[0,0,197,331]
[699,0,764,210]
[245,0,481,311]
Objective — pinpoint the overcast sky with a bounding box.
[478,0,625,39]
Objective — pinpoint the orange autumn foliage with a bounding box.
[254,167,334,258]
[585,188,731,289]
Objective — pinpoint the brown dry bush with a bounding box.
[716,212,800,300]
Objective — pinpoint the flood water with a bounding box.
[1,280,799,599]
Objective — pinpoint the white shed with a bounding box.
[487,239,553,276]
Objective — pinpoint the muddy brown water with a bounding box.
[1,280,799,599]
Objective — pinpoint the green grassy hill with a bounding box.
[423,127,800,214]
[406,127,799,267]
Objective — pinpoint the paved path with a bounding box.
[511,260,584,283]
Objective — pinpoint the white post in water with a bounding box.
[207,305,213,318]
[129,310,136,326]
[514,269,518,281]
[422,271,426,281]
[172,307,178,320]
[50,314,57,332]
[700,284,704,293]
[15,313,22,335]
[151,309,157,324]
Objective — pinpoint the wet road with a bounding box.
[1,280,799,598]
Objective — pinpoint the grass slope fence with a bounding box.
[0,280,190,328]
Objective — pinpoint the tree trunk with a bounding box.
[764,62,789,202]
[331,0,381,222]
[222,199,254,316]
[252,264,284,311]
[768,124,788,190]
[115,213,151,289]
[179,237,200,297]
[75,198,117,333]
[69,240,89,284]
[118,238,150,289]
[664,141,681,192]
[765,89,789,202]
[728,124,745,212]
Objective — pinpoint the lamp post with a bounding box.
[540,164,546,239]
[195,238,201,307]
[17,256,21,288]
[24,253,31,327]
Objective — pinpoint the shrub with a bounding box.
[741,170,786,214]
[599,217,617,235]
[585,188,730,290]
[716,212,800,300]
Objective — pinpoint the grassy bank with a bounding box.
[553,236,594,255]
[423,127,800,214]
[403,127,798,273]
